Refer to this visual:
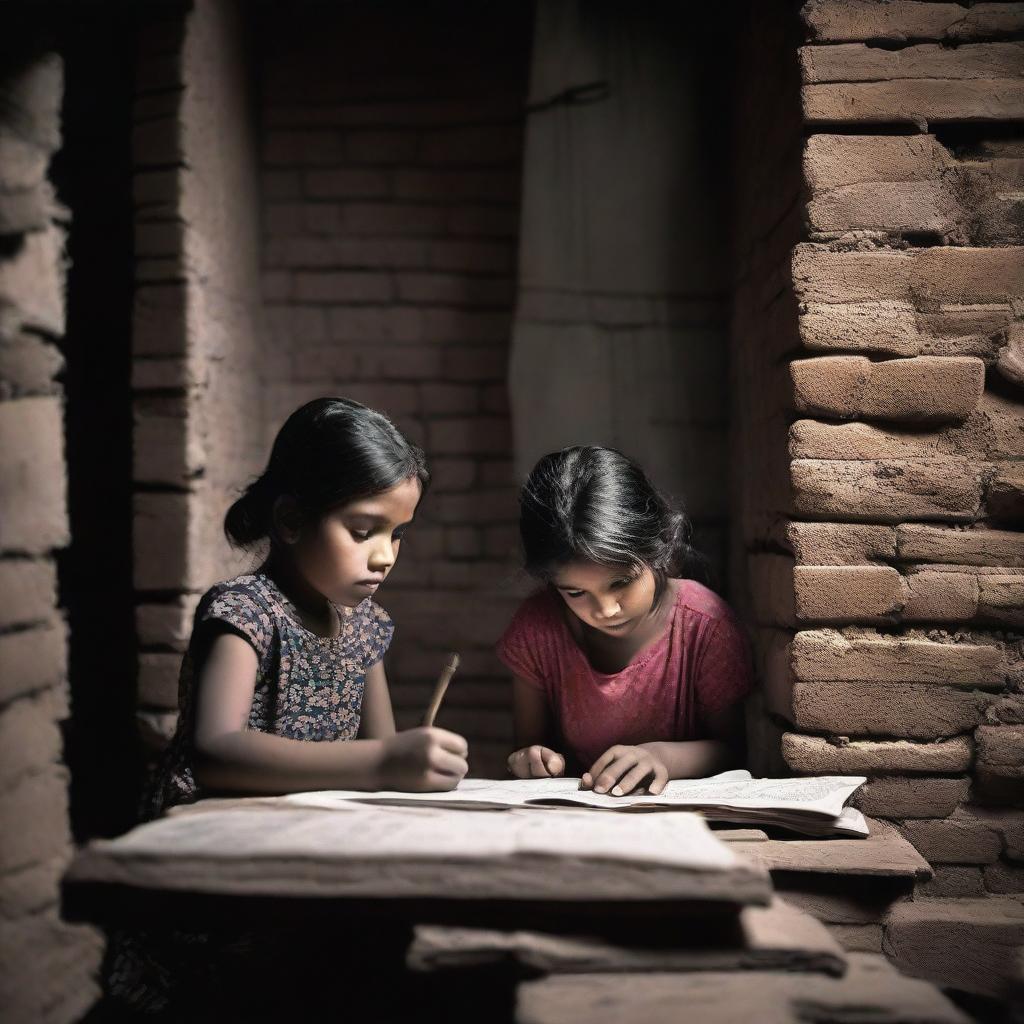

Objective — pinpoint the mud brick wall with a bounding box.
[131,0,266,749]
[256,3,531,774]
[0,44,101,1024]
[734,0,1024,994]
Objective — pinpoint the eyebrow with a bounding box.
[345,511,414,529]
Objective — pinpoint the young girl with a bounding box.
[497,446,752,797]
[145,396,469,818]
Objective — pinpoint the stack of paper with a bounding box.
[282,770,868,838]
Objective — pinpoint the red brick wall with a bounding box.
[256,3,532,773]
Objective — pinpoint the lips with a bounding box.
[356,577,384,587]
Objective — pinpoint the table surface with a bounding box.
[61,794,930,933]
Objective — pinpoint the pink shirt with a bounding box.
[496,580,753,771]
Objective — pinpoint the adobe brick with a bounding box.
[420,383,479,416]
[0,767,70,873]
[791,459,982,522]
[137,652,180,710]
[445,526,482,559]
[428,418,511,456]
[447,205,519,237]
[0,398,67,554]
[794,565,904,623]
[443,347,508,381]
[976,575,1024,627]
[975,725,1024,778]
[802,42,1024,84]
[853,775,970,819]
[790,681,989,739]
[303,169,390,199]
[339,201,448,236]
[0,559,57,629]
[428,240,513,274]
[918,866,985,897]
[785,522,896,566]
[0,689,65,785]
[396,273,514,308]
[262,170,301,200]
[791,628,1003,686]
[418,126,520,165]
[791,355,983,422]
[345,130,419,163]
[0,334,63,399]
[0,225,65,337]
[427,488,518,525]
[328,306,423,344]
[263,130,345,165]
[782,733,973,775]
[896,525,1024,568]
[420,308,512,344]
[265,237,428,270]
[805,80,1024,128]
[899,817,1002,865]
[803,0,1024,43]
[293,271,393,304]
[135,597,197,651]
[983,863,1024,894]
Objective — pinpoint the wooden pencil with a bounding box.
[423,652,460,727]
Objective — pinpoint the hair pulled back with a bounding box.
[519,445,705,602]
[224,397,429,548]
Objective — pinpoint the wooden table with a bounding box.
[62,797,936,1021]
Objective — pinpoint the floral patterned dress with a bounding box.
[144,572,394,819]
[110,574,394,1013]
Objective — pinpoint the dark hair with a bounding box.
[519,446,706,603]
[224,397,430,547]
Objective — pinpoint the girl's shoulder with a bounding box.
[199,573,284,620]
[502,587,565,642]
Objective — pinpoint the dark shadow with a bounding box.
[50,2,141,841]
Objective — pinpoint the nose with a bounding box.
[367,537,395,573]
[591,595,621,621]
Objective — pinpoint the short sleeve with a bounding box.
[196,587,274,660]
[360,602,394,667]
[496,601,547,690]
[693,613,754,722]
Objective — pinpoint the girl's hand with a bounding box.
[378,727,469,792]
[581,744,669,796]
[507,745,565,779]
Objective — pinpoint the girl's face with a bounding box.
[551,560,658,637]
[289,476,422,607]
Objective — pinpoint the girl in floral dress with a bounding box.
[111,397,467,1012]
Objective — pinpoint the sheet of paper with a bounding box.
[284,770,866,821]
[90,803,742,871]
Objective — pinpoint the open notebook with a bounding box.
[283,770,869,838]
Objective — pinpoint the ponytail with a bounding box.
[224,397,430,549]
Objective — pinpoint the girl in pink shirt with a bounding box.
[497,446,753,797]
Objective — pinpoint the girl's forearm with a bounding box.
[639,739,739,780]
[194,730,386,794]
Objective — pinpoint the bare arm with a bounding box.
[640,701,747,779]
[193,633,466,794]
[358,660,396,740]
[508,676,564,778]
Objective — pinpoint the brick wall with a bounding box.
[733,0,1024,998]
[0,41,101,1024]
[132,0,266,747]
[256,2,532,774]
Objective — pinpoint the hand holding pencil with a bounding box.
[377,652,468,792]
